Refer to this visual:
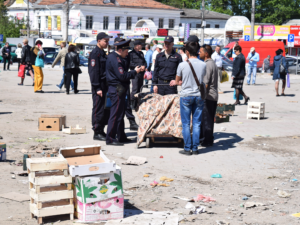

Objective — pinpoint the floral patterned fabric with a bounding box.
[136,93,183,146]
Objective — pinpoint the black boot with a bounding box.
[130,100,135,110]
[93,130,106,141]
[129,119,139,131]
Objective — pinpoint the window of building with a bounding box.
[159,18,164,28]
[115,16,120,30]
[215,24,220,28]
[86,16,93,29]
[37,16,41,28]
[196,24,201,28]
[53,16,57,29]
[45,16,48,28]
[169,19,174,28]
[103,16,109,30]
[149,18,154,21]
[126,17,132,30]
[137,17,143,21]
[206,24,211,28]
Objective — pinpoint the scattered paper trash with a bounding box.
[11,175,16,179]
[244,202,264,209]
[220,127,226,131]
[173,196,194,202]
[291,179,298,182]
[194,194,216,203]
[123,156,147,166]
[160,155,163,158]
[277,190,291,198]
[292,213,300,217]
[292,136,299,139]
[160,176,174,182]
[144,174,149,177]
[185,202,194,209]
[185,203,206,214]
[242,197,249,200]
[211,173,222,178]
[150,181,158,187]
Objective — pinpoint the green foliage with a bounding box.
[76,180,97,203]
[109,172,123,194]
[155,0,300,25]
[0,0,26,42]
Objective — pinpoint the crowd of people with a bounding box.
[4,33,290,154]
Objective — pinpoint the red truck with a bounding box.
[221,41,285,68]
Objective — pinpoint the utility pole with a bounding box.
[65,0,69,43]
[27,0,29,38]
[250,0,255,41]
[200,0,205,45]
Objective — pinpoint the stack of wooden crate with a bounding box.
[215,103,235,123]
[27,158,74,224]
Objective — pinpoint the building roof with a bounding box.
[284,19,300,25]
[180,8,231,20]
[7,0,179,10]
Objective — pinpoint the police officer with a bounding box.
[153,36,182,95]
[128,40,147,108]
[114,38,139,131]
[88,32,111,141]
[106,39,142,146]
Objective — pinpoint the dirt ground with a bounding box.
[0,66,300,225]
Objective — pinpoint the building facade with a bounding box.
[6,0,181,41]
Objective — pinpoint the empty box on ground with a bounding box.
[38,115,66,131]
[74,165,123,204]
[75,195,124,222]
[0,143,6,161]
[59,145,116,177]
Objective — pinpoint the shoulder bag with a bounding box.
[279,57,286,75]
[35,55,44,68]
[186,59,206,99]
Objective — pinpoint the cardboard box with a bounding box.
[59,145,116,177]
[75,195,124,222]
[74,165,123,204]
[0,143,6,161]
[39,115,66,131]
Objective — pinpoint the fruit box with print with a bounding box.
[59,145,116,177]
[75,195,124,222]
[74,165,123,204]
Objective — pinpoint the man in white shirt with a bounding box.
[150,44,163,92]
[212,45,223,94]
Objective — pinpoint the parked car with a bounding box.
[44,52,88,66]
[221,54,233,71]
[0,43,17,62]
[257,57,300,74]
[43,47,59,53]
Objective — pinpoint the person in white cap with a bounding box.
[246,47,260,85]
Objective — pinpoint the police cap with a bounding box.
[114,37,125,43]
[164,36,174,43]
[187,35,199,43]
[114,39,131,49]
[97,32,112,41]
[134,40,142,46]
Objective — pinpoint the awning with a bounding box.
[73,37,96,45]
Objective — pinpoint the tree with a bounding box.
[0,0,25,42]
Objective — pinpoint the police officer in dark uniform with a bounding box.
[114,38,139,131]
[106,39,142,146]
[153,36,182,95]
[128,40,147,108]
[88,32,111,141]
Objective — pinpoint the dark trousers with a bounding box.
[17,58,21,71]
[106,86,127,144]
[3,56,10,70]
[125,87,135,121]
[157,79,177,95]
[131,73,144,99]
[92,86,109,133]
[65,69,78,93]
[200,99,217,144]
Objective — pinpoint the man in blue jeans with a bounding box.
[52,42,74,91]
[170,42,206,155]
[246,47,259,85]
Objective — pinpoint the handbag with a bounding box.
[35,55,44,68]
[287,73,290,88]
[77,67,82,74]
[186,59,206,99]
[221,71,229,83]
[18,64,26,78]
[233,89,243,100]
[279,57,285,75]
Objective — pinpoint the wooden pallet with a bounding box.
[27,158,74,224]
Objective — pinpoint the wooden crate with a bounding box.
[247,102,265,120]
[27,158,74,224]
[215,114,230,123]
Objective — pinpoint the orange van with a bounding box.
[221,41,285,68]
